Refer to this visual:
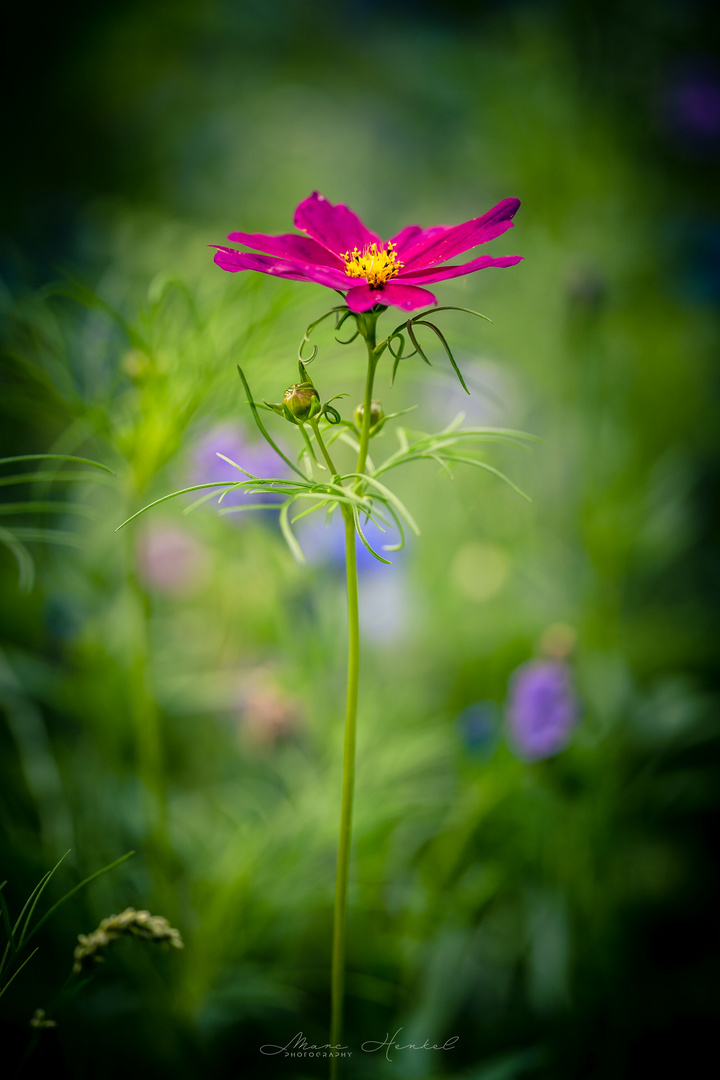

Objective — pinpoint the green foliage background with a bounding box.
[1,1,719,1077]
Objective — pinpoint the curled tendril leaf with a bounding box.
[335,311,360,345]
[299,341,318,364]
[386,332,417,362]
[297,306,349,365]
[322,405,342,425]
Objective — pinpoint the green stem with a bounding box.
[330,505,360,1077]
[329,316,385,1076]
[309,419,340,476]
[356,327,379,481]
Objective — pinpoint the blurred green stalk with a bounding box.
[127,558,170,875]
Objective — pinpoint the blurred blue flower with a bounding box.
[506,660,579,762]
[188,422,288,515]
[456,701,500,759]
[295,513,413,642]
[296,512,409,577]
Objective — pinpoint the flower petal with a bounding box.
[399,253,524,285]
[294,192,381,257]
[345,282,437,313]
[226,231,344,269]
[400,198,521,271]
[389,224,449,255]
[213,247,350,289]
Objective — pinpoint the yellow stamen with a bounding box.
[344,242,403,287]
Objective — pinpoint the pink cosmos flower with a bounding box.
[213,192,522,313]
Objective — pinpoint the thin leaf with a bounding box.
[10,528,83,547]
[1,883,15,974]
[434,454,532,501]
[0,947,39,999]
[18,851,72,948]
[25,851,135,945]
[290,500,330,524]
[115,483,243,531]
[218,504,282,515]
[298,424,319,465]
[236,366,306,480]
[182,490,226,515]
[0,472,114,489]
[214,453,260,480]
[0,501,97,520]
[0,528,34,591]
[353,509,391,565]
[405,321,433,366]
[340,474,420,536]
[0,455,114,475]
[298,305,348,362]
[279,501,305,563]
[414,320,469,393]
[388,304,492,339]
[9,870,54,946]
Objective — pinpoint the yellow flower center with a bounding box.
[343,242,403,288]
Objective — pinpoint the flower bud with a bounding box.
[354,399,384,430]
[283,382,321,423]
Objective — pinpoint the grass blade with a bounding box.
[0,472,115,489]
[25,851,135,945]
[18,851,72,948]
[0,947,39,999]
[0,528,35,591]
[9,528,83,547]
[0,455,114,474]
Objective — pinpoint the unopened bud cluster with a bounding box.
[354,399,384,430]
[72,907,184,974]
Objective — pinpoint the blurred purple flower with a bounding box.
[662,62,720,156]
[506,660,579,762]
[189,422,287,514]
